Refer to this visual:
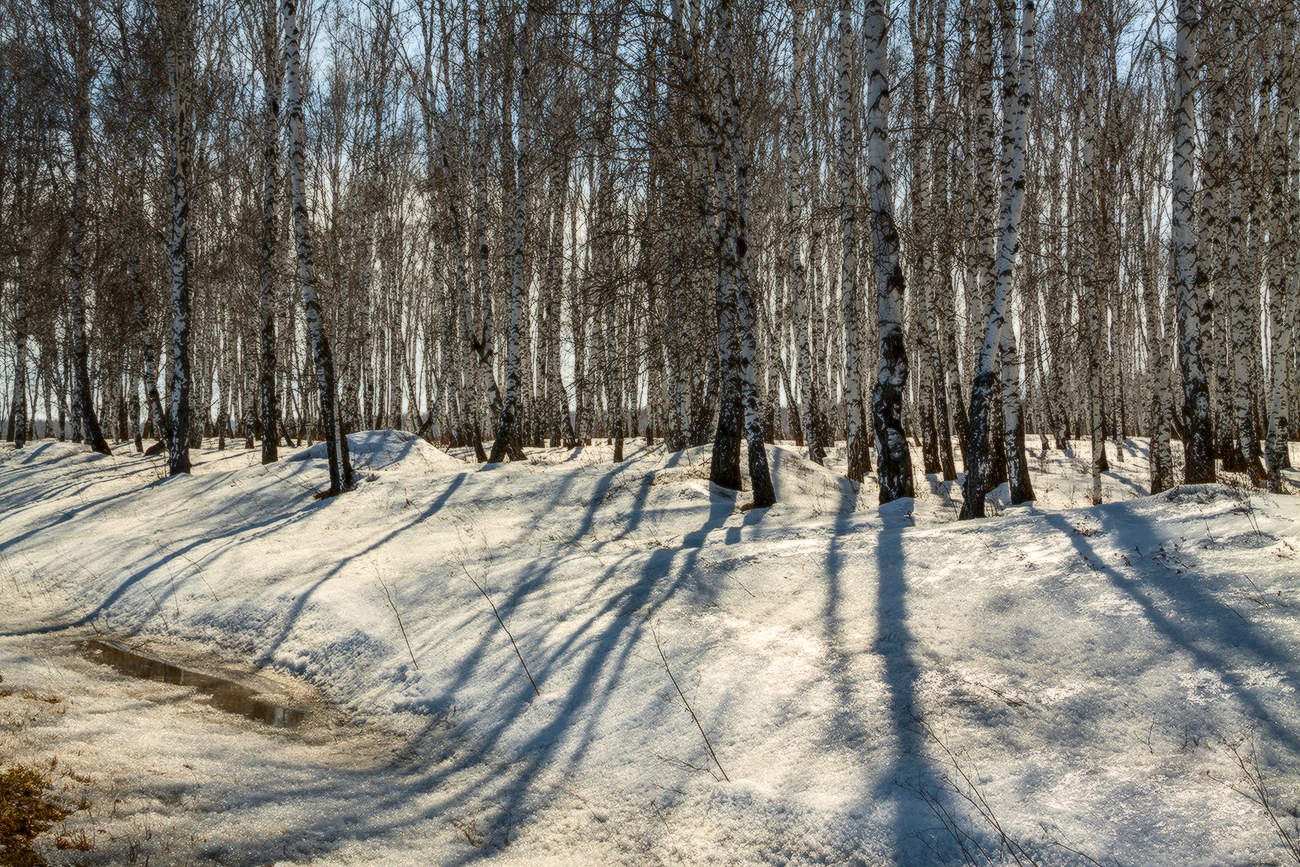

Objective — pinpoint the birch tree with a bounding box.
[785,0,825,466]
[960,0,1035,519]
[719,0,775,507]
[283,0,353,494]
[837,0,870,483]
[1174,0,1214,484]
[864,0,914,503]
[489,3,535,464]
[163,0,194,474]
[1266,1,1296,487]
[64,0,110,455]
[257,0,281,465]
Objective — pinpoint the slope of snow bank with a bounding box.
[287,428,466,472]
[1,434,1298,864]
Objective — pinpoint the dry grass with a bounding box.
[0,764,72,866]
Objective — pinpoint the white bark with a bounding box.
[283,0,353,493]
[1175,0,1213,483]
[68,0,110,456]
[864,0,913,503]
[996,0,1034,505]
[837,0,869,482]
[960,0,1035,518]
[786,0,824,465]
[1267,6,1296,485]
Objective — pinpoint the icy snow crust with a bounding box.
[1,433,1298,864]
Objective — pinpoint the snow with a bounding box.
[1,435,1298,864]
[288,429,468,472]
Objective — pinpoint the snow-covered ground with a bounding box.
[2,432,1298,864]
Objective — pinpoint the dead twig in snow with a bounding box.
[914,782,992,865]
[922,721,1040,866]
[653,751,721,782]
[451,818,485,847]
[1221,735,1300,864]
[651,625,729,782]
[373,564,419,671]
[1037,824,1111,867]
[457,561,539,696]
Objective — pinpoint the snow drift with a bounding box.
[1,434,1298,865]
[287,429,466,472]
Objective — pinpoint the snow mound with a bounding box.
[1155,483,1247,505]
[288,429,464,472]
[0,439,114,468]
[766,444,861,512]
[5,435,1300,864]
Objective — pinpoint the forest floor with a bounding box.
[1,432,1299,865]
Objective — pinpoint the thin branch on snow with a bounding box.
[921,721,1040,866]
[650,625,729,783]
[373,564,419,672]
[1220,734,1300,864]
[456,558,539,697]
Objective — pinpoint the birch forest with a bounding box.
[1,0,1297,505]
[6,1,1300,861]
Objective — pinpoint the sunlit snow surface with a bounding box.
[1,433,1298,864]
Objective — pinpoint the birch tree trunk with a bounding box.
[996,0,1035,505]
[1266,4,1296,487]
[1174,0,1214,484]
[927,0,959,481]
[719,0,775,508]
[129,232,167,445]
[786,0,824,466]
[864,0,913,503]
[163,0,194,472]
[1222,109,1258,476]
[258,0,281,465]
[12,210,28,448]
[837,0,870,483]
[489,5,533,464]
[283,0,354,494]
[68,0,110,456]
[964,0,1004,491]
[696,0,743,491]
[909,0,941,478]
[959,0,1035,519]
[1082,24,1105,505]
[469,7,505,459]
[1139,168,1174,494]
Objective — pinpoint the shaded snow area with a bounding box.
[2,432,1299,864]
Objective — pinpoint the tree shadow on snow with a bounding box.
[175,466,739,864]
[1042,505,1300,754]
[822,483,986,862]
[251,471,471,667]
[0,466,332,637]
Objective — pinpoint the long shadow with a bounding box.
[205,478,737,862]
[437,483,735,861]
[821,481,979,861]
[252,471,469,667]
[0,472,327,637]
[437,453,655,700]
[401,458,730,848]
[869,506,966,862]
[603,448,686,547]
[534,486,736,679]
[0,471,167,550]
[3,457,468,649]
[822,482,863,741]
[0,456,163,519]
[1043,506,1300,753]
[1101,469,1148,499]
